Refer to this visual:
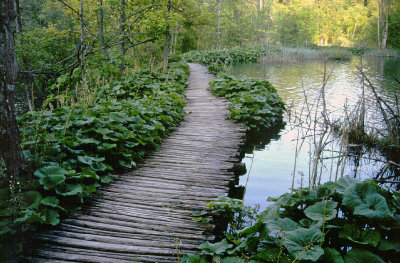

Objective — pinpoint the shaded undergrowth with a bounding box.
[185,176,400,263]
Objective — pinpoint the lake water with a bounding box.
[229,56,400,210]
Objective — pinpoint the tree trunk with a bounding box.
[79,0,86,77]
[163,0,172,71]
[0,0,23,180]
[265,0,272,47]
[217,0,222,40]
[118,0,126,71]
[381,0,390,49]
[377,0,381,48]
[99,0,109,59]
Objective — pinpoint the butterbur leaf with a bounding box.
[221,257,245,263]
[340,224,380,247]
[40,196,65,212]
[259,204,280,221]
[22,191,43,210]
[34,166,67,190]
[320,248,344,263]
[199,239,233,256]
[55,183,83,196]
[335,176,359,194]
[15,209,45,224]
[77,155,105,165]
[100,174,114,184]
[266,218,299,234]
[282,227,323,261]
[43,208,60,226]
[180,254,209,263]
[378,234,400,252]
[251,248,282,262]
[343,183,392,220]
[304,200,338,222]
[344,249,385,263]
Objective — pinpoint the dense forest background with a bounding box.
[12,0,400,112]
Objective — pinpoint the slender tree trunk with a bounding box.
[99,0,109,59]
[79,0,86,77]
[381,0,390,49]
[265,0,272,47]
[118,0,126,70]
[217,0,222,40]
[377,0,381,48]
[163,0,172,71]
[0,0,23,180]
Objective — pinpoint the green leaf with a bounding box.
[304,200,338,222]
[339,224,380,247]
[266,218,299,234]
[320,248,344,263]
[55,183,84,196]
[22,191,43,210]
[199,239,233,256]
[14,209,45,224]
[283,227,323,262]
[342,183,392,220]
[259,204,280,221]
[43,208,60,226]
[378,234,400,252]
[34,166,67,190]
[180,254,209,263]
[335,176,359,194]
[344,249,385,263]
[70,168,99,180]
[40,196,65,212]
[221,257,245,263]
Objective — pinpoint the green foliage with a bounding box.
[183,48,269,72]
[209,74,285,130]
[185,176,400,262]
[0,62,189,260]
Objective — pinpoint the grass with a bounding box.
[261,46,353,63]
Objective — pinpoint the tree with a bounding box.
[0,0,23,180]
[163,0,172,70]
[377,0,391,49]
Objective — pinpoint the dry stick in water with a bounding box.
[243,148,256,201]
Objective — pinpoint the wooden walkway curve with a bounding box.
[27,63,245,263]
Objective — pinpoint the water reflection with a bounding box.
[229,56,400,209]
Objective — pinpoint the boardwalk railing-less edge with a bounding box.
[27,63,246,263]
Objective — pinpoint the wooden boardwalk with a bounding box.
[27,63,245,263]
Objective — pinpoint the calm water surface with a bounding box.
[229,56,400,209]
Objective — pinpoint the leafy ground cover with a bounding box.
[210,74,284,130]
[0,62,189,260]
[183,48,272,74]
[184,176,400,263]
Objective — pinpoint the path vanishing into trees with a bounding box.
[27,63,246,262]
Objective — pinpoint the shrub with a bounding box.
[210,74,285,130]
[184,176,400,263]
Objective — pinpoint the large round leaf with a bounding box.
[343,183,392,220]
[335,176,359,194]
[304,200,338,222]
[344,249,385,263]
[34,166,67,190]
[319,248,344,263]
[266,218,299,234]
[339,224,380,247]
[283,227,324,262]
